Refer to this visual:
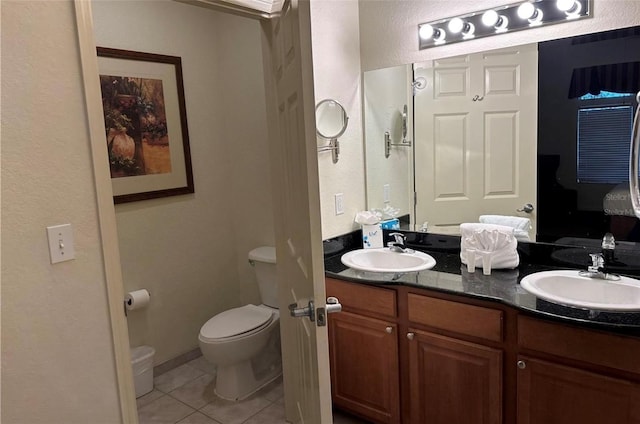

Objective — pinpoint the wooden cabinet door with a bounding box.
[328,311,400,424]
[408,329,503,424]
[517,356,640,424]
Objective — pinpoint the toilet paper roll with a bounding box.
[125,289,150,311]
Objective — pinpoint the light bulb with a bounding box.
[419,24,435,40]
[556,0,576,11]
[448,17,464,34]
[482,10,508,31]
[482,10,499,27]
[557,0,581,16]
[518,2,544,24]
[517,2,535,19]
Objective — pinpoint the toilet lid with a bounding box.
[200,304,274,340]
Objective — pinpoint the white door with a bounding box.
[414,44,538,238]
[261,0,333,423]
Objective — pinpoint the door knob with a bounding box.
[325,296,342,314]
[517,203,534,213]
[289,300,315,322]
[314,297,342,327]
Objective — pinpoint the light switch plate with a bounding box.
[335,193,344,215]
[383,184,391,203]
[47,224,75,264]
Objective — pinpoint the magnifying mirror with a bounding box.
[316,99,348,163]
[316,99,349,139]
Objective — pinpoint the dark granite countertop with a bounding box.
[324,231,640,336]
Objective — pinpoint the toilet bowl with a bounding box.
[198,247,282,401]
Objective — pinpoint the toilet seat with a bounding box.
[200,304,275,343]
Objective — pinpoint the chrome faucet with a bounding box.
[387,233,413,253]
[579,233,620,280]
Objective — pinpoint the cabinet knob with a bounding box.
[517,360,526,370]
[385,326,393,334]
[407,332,415,340]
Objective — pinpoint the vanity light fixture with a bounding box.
[419,0,591,50]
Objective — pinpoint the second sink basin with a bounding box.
[341,248,436,273]
[520,270,640,311]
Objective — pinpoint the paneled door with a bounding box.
[261,0,332,422]
[414,44,538,238]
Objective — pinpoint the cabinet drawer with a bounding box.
[326,278,397,319]
[518,316,640,376]
[408,293,503,342]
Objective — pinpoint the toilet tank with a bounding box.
[248,246,278,308]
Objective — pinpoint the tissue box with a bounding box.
[381,219,400,230]
[362,224,383,248]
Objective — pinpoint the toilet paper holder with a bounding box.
[124,289,151,316]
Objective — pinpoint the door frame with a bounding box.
[74,1,330,423]
[74,1,138,422]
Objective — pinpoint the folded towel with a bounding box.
[460,223,519,269]
[479,215,531,241]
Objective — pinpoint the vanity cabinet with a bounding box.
[516,316,640,424]
[516,356,640,424]
[326,278,401,424]
[325,277,640,424]
[406,293,504,424]
[407,329,503,424]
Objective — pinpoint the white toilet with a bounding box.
[198,246,282,401]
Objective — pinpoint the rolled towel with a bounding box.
[460,223,519,269]
[479,215,531,241]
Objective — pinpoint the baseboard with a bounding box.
[154,347,202,376]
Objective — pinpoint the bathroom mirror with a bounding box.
[315,99,348,140]
[363,25,640,247]
[363,66,414,221]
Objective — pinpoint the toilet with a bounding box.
[198,246,282,401]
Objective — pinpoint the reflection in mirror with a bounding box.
[316,99,348,164]
[363,25,640,249]
[414,43,538,240]
[363,66,413,223]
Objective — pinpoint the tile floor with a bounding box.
[137,355,369,424]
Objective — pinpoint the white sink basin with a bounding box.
[341,248,436,273]
[520,270,640,311]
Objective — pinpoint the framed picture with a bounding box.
[97,47,194,204]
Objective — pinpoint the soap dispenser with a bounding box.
[601,232,616,264]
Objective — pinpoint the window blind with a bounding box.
[577,105,633,183]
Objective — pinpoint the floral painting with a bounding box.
[100,75,172,178]
[97,47,194,204]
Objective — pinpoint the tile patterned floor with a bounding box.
[137,355,369,424]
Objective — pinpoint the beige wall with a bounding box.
[311,0,367,240]
[1,1,122,422]
[92,0,273,365]
[359,0,640,71]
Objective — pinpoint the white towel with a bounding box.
[459,223,519,269]
[479,215,531,241]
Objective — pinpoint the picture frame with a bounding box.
[97,47,194,204]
